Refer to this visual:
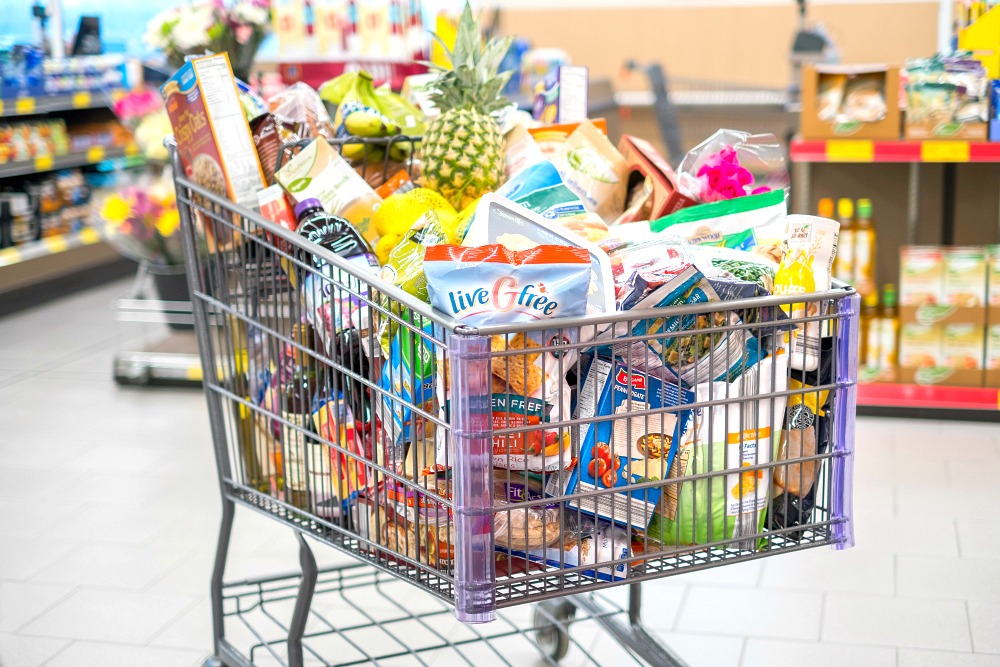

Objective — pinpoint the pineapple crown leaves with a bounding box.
[422,3,513,115]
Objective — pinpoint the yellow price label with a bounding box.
[921,141,969,162]
[78,227,101,244]
[186,365,204,381]
[15,98,35,114]
[72,91,92,108]
[86,146,105,163]
[34,154,54,171]
[0,247,21,267]
[826,140,874,162]
[43,235,69,254]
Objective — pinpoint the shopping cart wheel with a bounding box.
[533,599,576,662]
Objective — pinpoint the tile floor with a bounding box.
[1,279,1000,667]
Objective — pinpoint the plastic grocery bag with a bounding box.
[676,129,789,204]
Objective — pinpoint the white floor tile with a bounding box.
[670,558,763,588]
[896,484,1000,521]
[18,588,199,644]
[0,467,83,502]
[822,594,971,651]
[853,514,960,556]
[898,649,1000,667]
[0,632,71,667]
[652,631,745,667]
[30,542,194,590]
[967,599,1000,654]
[956,520,1000,559]
[896,554,1000,601]
[145,598,214,651]
[759,546,895,595]
[947,460,1000,487]
[42,641,208,667]
[0,536,80,582]
[742,638,896,667]
[676,585,822,641]
[0,499,79,539]
[0,581,75,632]
[48,503,186,545]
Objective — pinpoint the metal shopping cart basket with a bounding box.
[171,135,858,667]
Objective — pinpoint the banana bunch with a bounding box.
[319,70,426,163]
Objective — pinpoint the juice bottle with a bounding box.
[878,283,899,381]
[854,198,877,298]
[833,198,854,284]
[817,197,834,219]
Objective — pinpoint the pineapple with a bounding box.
[418,3,512,211]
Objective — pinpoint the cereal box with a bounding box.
[161,53,266,214]
[564,359,694,530]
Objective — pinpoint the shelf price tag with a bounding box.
[43,235,69,254]
[34,154,54,171]
[72,91,92,109]
[78,228,101,244]
[825,140,874,162]
[0,247,21,267]
[921,141,969,162]
[15,98,36,114]
[86,146,105,163]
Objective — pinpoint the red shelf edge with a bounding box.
[857,382,1000,411]
[789,139,1000,163]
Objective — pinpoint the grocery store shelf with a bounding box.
[790,138,1000,163]
[0,89,126,118]
[0,228,103,268]
[0,143,141,179]
[858,382,1000,412]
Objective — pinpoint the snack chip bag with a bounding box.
[424,244,591,471]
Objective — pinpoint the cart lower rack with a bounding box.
[172,138,858,667]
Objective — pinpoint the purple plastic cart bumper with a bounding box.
[449,333,497,622]
[832,293,859,550]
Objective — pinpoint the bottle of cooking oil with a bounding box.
[854,198,877,298]
[877,283,899,381]
[861,291,881,369]
[833,198,854,284]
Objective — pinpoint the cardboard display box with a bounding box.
[800,65,901,140]
[904,116,989,141]
[617,135,697,219]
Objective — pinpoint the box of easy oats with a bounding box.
[161,53,266,218]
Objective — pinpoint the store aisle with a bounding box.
[1,282,999,667]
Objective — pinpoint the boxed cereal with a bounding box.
[161,53,266,213]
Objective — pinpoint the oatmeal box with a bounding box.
[162,53,266,217]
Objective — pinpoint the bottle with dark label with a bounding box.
[295,198,377,271]
[281,322,320,510]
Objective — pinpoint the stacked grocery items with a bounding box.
[164,5,845,578]
[894,245,1000,387]
[1,46,131,99]
[0,168,98,247]
[0,118,134,166]
[799,52,1000,141]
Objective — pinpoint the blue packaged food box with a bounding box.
[565,359,694,530]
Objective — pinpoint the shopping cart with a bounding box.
[171,135,858,667]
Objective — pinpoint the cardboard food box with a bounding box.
[898,322,984,387]
[800,64,902,140]
[987,245,1000,308]
[161,53,266,215]
[533,65,589,124]
[899,246,944,307]
[943,246,988,308]
[617,135,698,219]
[986,320,1000,387]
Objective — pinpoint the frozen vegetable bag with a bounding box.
[649,351,789,550]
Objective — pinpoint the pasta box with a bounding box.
[565,359,694,530]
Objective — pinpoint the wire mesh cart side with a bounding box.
[171,138,858,667]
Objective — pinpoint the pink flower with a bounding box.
[750,186,771,195]
[695,145,762,202]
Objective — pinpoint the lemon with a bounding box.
[373,188,457,240]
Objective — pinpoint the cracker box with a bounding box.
[565,359,694,530]
[161,53,266,214]
[899,246,944,307]
[943,246,988,308]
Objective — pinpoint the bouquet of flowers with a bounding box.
[144,1,271,81]
[112,88,172,162]
[677,129,790,204]
[100,173,185,267]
